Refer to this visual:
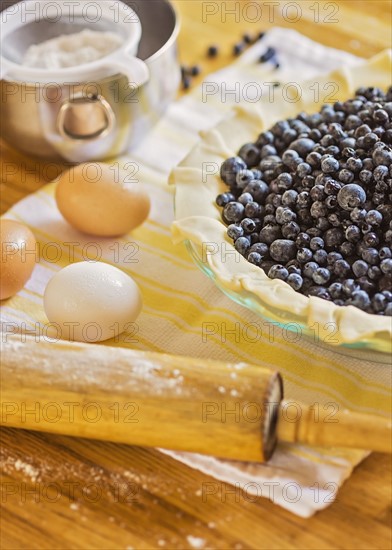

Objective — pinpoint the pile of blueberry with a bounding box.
[216,87,392,315]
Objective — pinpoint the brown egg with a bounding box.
[0,219,36,300]
[55,162,151,237]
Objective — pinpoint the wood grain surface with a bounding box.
[1,1,391,549]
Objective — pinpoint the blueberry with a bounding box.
[216,192,235,207]
[251,169,263,180]
[297,162,312,178]
[362,247,379,265]
[312,267,331,284]
[342,279,360,296]
[363,132,379,149]
[368,266,382,280]
[227,224,244,240]
[313,249,328,265]
[236,170,255,189]
[243,32,253,44]
[363,232,379,248]
[287,273,303,290]
[207,45,219,57]
[256,131,274,147]
[297,248,313,263]
[340,240,356,257]
[350,290,371,310]
[324,228,344,249]
[249,242,268,257]
[238,144,261,167]
[306,152,322,167]
[244,180,269,203]
[346,157,363,172]
[372,144,392,166]
[261,145,277,158]
[372,293,387,313]
[366,209,383,226]
[380,258,392,274]
[352,259,369,277]
[238,192,254,205]
[327,251,343,265]
[259,224,282,245]
[296,232,311,248]
[259,47,276,63]
[220,157,247,185]
[339,169,354,184]
[271,120,290,137]
[223,201,245,222]
[303,261,319,278]
[379,247,392,260]
[290,138,315,156]
[310,201,327,218]
[329,282,343,299]
[334,259,351,277]
[275,206,296,224]
[269,239,297,262]
[324,179,342,195]
[321,156,340,173]
[350,208,367,222]
[282,190,298,207]
[233,42,245,56]
[235,236,250,255]
[282,221,300,239]
[297,191,310,208]
[190,65,201,77]
[310,237,325,251]
[287,263,301,275]
[359,170,373,185]
[276,172,293,191]
[268,264,289,280]
[345,224,361,242]
[245,201,262,217]
[247,251,262,266]
[241,218,257,234]
[310,185,325,202]
[380,275,392,292]
[307,286,331,300]
[337,184,366,211]
[374,165,389,182]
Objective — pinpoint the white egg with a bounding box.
[44,261,142,342]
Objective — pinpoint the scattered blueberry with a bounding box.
[207,45,219,58]
[259,47,276,63]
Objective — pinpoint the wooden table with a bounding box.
[1,1,391,548]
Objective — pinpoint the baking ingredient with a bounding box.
[22,29,123,69]
[43,261,142,342]
[56,163,151,237]
[216,86,392,315]
[0,219,36,300]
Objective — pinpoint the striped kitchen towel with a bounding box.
[1,28,390,517]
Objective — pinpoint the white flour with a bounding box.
[22,29,123,69]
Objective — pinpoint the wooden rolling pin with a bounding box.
[1,335,390,461]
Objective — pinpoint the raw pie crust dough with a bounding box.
[171,51,392,351]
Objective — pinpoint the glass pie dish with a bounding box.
[171,51,392,357]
